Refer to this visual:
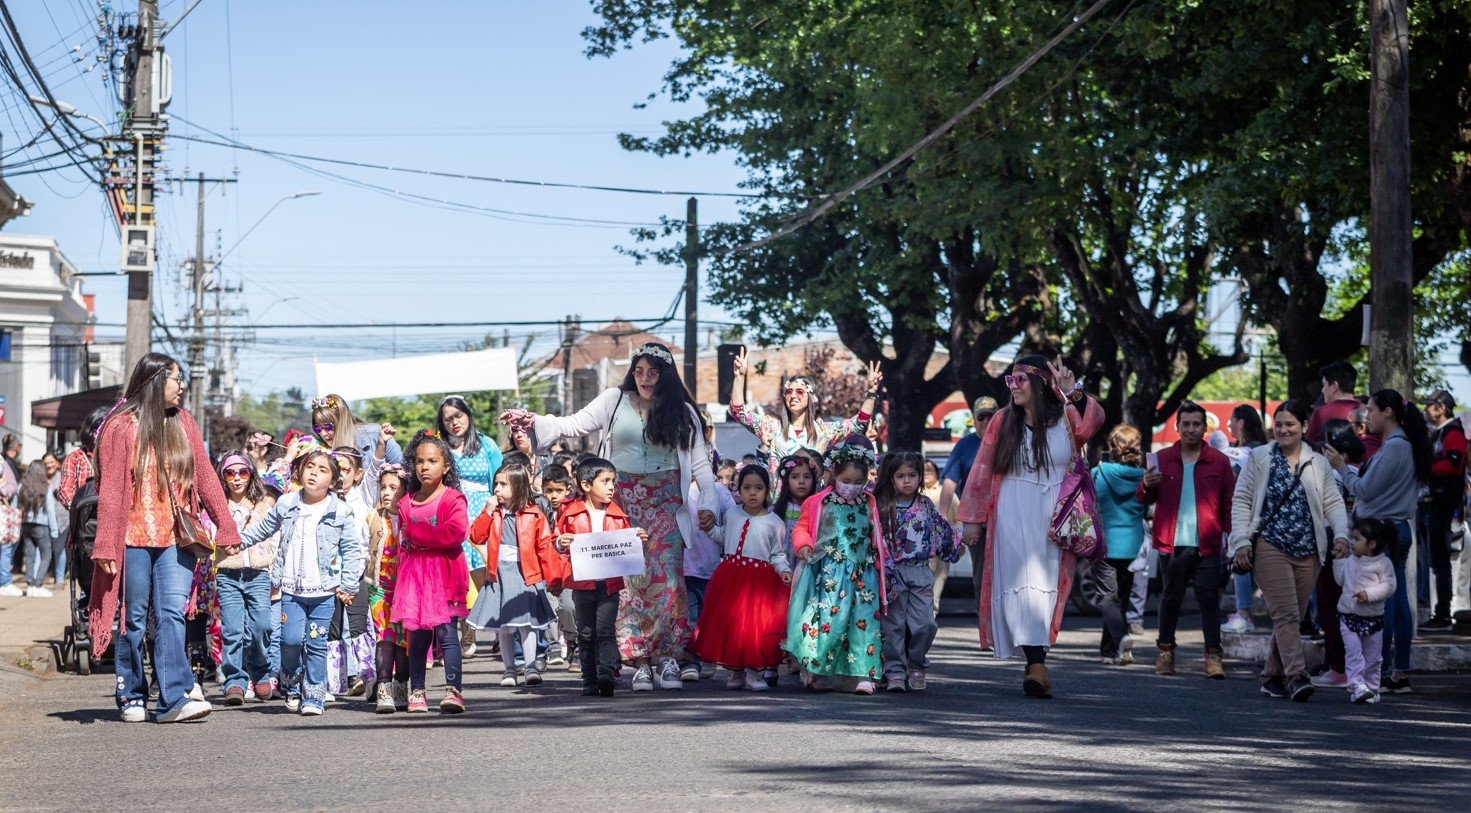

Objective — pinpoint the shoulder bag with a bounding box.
[1048,416,1107,563]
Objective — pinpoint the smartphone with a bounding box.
[1146,452,1159,472]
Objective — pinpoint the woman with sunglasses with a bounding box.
[958,355,1102,699]
[310,394,403,467]
[727,348,885,476]
[213,450,280,704]
[89,353,240,723]
[500,342,718,692]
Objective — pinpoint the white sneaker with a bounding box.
[744,668,769,692]
[0,583,23,597]
[657,658,683,690]
[156,699,212,723]
[725,671,744,690]
[322,692,335,703]
[243,688,257,702]
[1350,684,1373,704]
[461,627,477,658]
[631,664,655,692]
[1119,635,1135,666]
[188,683,205,702]
[1221,614,1255,634]
[24,585,53,598]
[299,704,324,717]
[284,695,302,713]
[119,704,147,723]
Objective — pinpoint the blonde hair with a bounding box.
[1107,424,1144,468]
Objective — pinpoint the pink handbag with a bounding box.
[1048,417,1107,562]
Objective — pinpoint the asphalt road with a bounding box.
[3,619,1469,812]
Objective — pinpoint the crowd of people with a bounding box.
[2,345,1466,723]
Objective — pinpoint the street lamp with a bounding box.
[26,95,109,134]
[216,191,322,266]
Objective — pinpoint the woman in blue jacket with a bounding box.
[1092,425,1148,664]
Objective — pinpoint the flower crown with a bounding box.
[311,395,340,411]
[380,463,408,480]
[826,443,875,469]
[632,342,674,366]
[781,456,817,473]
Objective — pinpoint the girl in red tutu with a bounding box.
[691,464,792,691]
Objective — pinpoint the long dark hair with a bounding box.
[992,355,1065,478]
[436,395,482,458]
[215,448,271,505]
[873,451,923,545]
[735,463,772,508]
[99,352,194,500]
[1230,404,1269,446]
[1370,389,1431,483]
[773,454,818,517]
[402,430,462,494]
[18,460,50,514]
[619,344,702,450]
[779,376,821,448]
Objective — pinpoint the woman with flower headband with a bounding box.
[727,348,884,476]
[310,394,403,467]
[958,355,1103,699]
[500,341,717,693]
[89,353,239,723]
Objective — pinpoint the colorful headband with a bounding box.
[220,454,251,472]
[781,456,818,474]
[1011,363,1052,382]
[785,376,816,393]
[311,395,341,411]
[380,463,408,480]
[826,443,876,469]
[632,343,674,366]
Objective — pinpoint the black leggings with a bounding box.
[408,623,462,691]
[1023,646,1047,665]
[376,641,409,684]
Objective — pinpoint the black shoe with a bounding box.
[1260,677,1288,698]
[580,683,599,697]
[597,673,615,697]
[1383,675,1413,694]
[1420,617,1453,632]
[1288,676,1314,702]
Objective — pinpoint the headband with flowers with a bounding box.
[380,462,408,480]
[311,395,341,411]
[826,442,876,470]
[632,342,674,366]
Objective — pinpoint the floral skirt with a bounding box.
[785,551,882,679]
[368,585,407,648]
[615,469,691,661]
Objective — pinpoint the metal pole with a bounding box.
[684,197,698,397]
[189,172,207,417]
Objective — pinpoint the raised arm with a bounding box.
[508,388,621,454]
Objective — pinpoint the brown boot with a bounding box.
[1155,643,1176,676]
[1204,649,1226,680]
[1022,663,1052,698]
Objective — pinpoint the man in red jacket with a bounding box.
[1422,391,1467,630]
[1139,401,1237,679]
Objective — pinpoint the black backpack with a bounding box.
[67,479,100,558]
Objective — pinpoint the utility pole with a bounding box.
[1368,0,1414,394]
[684,197,698,398]
[183,172,236,419]
[120,0,167,375]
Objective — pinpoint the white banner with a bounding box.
[570,528,646,581]
[313,347,518,400]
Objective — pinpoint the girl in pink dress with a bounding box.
[391,431,469,715]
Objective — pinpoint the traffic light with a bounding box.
[86,345,103,390]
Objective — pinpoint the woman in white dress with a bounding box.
[959,355,1103,698]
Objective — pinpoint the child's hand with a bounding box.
[1355,590,1368,603]
[219,544,242,556]
[336,589,355,606]
[697,509,716,531]
[780,571,792,585]
[798,547,813,562]
[556,533,574,551]
[636,528,649,544]
[379,422,396,445]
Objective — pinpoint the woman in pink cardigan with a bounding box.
[959,355,1102,699]
[89,353,240,724]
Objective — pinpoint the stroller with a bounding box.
[60,479,100,675]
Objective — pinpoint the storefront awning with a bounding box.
[31,386,122,431]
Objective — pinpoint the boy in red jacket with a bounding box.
[555,457,647,697]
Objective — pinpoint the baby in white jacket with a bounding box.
[1332,519,1399,703]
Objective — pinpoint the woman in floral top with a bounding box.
[1229,399,1349,702]
[727,348,884,476]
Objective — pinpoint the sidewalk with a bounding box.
[0,575,72,667]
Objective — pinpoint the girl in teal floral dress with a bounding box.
[785,437,890,695]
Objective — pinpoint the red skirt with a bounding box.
[690,555,790,670]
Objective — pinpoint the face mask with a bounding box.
[834,482,866,501]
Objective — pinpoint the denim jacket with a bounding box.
[354,425,403,466]
[239,491,364,595]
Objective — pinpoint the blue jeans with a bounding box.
[280,593,334,710]
[1,541,17,587]
[269,596,283,679]
[1382,520,1414,674]
[116,546,195,716]
[216,568,272,690]
[20,524,51,587]
[683,575,710,669]
[1234,571,1255,616]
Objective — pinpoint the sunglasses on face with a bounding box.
[783,388,810,397]
[223,468,251,479]
[313,424,335,435]
[633,368,660,380]
[1004,374,1029,388]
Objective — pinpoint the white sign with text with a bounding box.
[570,529,646,581]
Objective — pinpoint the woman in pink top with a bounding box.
[392,431,470,715]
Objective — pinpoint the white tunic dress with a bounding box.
[990,419,1072,657]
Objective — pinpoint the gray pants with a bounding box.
[881,564,938,678]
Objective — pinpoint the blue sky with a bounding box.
[5,0,747,394]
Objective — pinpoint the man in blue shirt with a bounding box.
[939,397,999,597]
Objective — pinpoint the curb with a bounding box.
[1223,631,1471,673]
